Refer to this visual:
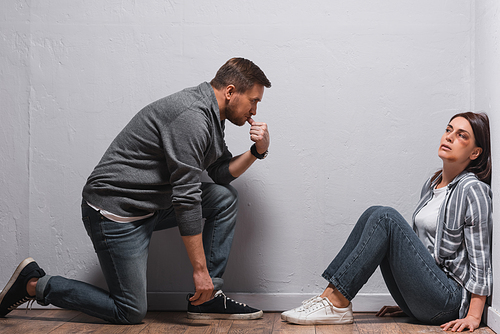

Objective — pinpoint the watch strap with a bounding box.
[250,144,268,159]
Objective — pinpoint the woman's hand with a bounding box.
[376,305,406,317]
[441,294,486,332]
[440,315,481,332]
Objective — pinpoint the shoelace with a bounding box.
[7,296,35,312]
[296,295,321,312]
[214,290,247,309]
[302,298,329,313]
[26,299,36,313]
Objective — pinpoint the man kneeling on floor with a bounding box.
[0,57,271,324]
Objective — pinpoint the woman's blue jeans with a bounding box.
[322,206,462,325]
[35,182,238,324]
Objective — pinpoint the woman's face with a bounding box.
[438,116,482,166]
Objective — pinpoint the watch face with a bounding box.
[262,151,268,159]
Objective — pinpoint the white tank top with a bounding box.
[414,185,447,253]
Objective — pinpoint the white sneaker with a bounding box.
[281,295,322,321]
[283,296,353,325]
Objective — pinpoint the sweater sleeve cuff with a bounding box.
[216,159,237,184]
[176,208,203,236]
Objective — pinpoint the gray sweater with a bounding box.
[83,82,236,236]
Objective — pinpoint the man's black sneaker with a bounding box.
[187,290,263,320]
[0,257,46,317]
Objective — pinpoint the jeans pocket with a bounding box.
[82,215,92,238]
[429,305,460,325]
[429,285,461,325]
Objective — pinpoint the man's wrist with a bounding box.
[192,263,208,271]
[250,144,268,159]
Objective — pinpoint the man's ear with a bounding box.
[224,85,236,100]
[470,147,483,161]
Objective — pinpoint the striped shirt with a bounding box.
[412,171,493,318]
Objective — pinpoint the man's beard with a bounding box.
[225,103,246,126]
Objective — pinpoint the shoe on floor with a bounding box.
[282,296,353,325]
[281,295,322,321]
[187,290,263,320]
[0,257,46,317]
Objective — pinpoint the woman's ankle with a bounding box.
[321,284,350,308]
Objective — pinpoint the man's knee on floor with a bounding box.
[114,304,147,325]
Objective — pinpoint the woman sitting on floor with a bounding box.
[282,112,492,333]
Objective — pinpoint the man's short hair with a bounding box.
[211,58,271,93]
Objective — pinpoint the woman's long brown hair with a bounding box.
[432,112,491,185]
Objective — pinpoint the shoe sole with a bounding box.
[187,310,263,320]
[285,316,354,325]
[0,257,35,305]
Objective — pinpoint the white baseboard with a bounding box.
[16,291,395,312]
[147,292,396,312]
[486,306,500,333]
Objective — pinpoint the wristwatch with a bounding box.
[250,144,268,159]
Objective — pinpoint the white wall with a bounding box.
[474,0,500,332]
[0,1,31,282]
[0,0,482,313]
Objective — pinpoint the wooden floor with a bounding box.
[0,309,495,333]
